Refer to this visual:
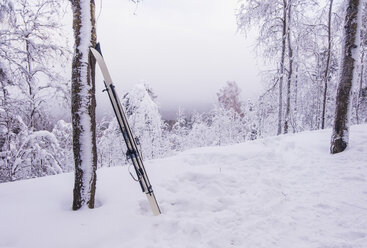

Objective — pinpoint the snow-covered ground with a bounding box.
[1,125,367,248]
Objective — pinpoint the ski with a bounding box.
[90,43,161,216]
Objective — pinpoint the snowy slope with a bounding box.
[1,125,367,248]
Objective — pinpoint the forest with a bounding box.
[0,0,366,184]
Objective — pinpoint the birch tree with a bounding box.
[330,0,362,154]
[237,0,288,135]
[70,0,98,210]
[321,0,335,129]
[237,0,316,135]
[284,0,293,134]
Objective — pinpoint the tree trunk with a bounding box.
[277,0,288,135]
[356,50,365,124]
[284,1,293,134]
[321,0,334,130]
[330,0,361,154]
[293,50,299,132]
[71,0,98,210]
[25,38,35,130]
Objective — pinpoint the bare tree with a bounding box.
[321,0,334,129]
[237,0,318,135]
[292,0,342,131]
[70,0,98,210]
[237,0,289,135]
[330,0,362,154]
[0,0,70,182]
[217,81,243,116]
[0,0,69,131]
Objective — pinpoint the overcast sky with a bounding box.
[93,0,263,117]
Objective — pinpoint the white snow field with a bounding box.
[1,125,367,248]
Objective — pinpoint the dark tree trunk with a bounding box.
[70,0,98,210]
[321,0,334,130]
[293,50,299,132]
[330,0,361,154]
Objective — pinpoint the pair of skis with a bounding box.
[91,43,161,216]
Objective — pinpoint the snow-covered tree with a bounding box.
[186,112,215,148]
[96,116,126,167]
[122,84,164,159]
[12,130,63,179]
[169,108,190,151]
[0,0,71,182]
[243,100,258,140]
[331,0,362,154]
[216,81,243,116]
[321,0,335,129]
[210,82,247,145]
[237,0,351,135]
[70,0,97,210]
[237,0,290,135]
[0,0,69,131]
[0,113,63,182]
[0,112,27,182]
[256,75,280,137]
[52,120,73,172]
[211,107,246,146]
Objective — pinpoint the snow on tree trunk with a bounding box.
[277,0,287,135]
[70,0,97,210]
[330,0,362,154]
[284,1,293,134]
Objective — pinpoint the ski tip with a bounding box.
[90,47,101,61]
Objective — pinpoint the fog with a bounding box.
[91,0,263,119]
